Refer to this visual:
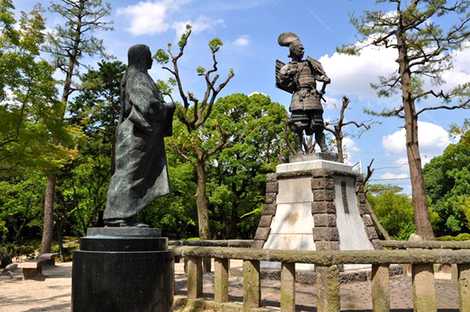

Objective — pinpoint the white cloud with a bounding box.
[318,39,469,101]
[323,96,340,110]
[319,44,397,99]
[380,172,408,180]
[172,16,224,38]
[249,91,268,97]
[118,0,188,35]
[382,121,449,169]
[343,136,359,153]
[233,35,250,47]
[383,121,449,155]
[342,137,359,164]
[440,44,470,92]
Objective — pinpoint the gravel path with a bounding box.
[0,260,460,312]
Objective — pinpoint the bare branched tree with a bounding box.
[324,96,373,162]
[155,25,234,270]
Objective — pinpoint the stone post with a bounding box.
[458,264,470,312]
[187,256,203,299]
[280,262,295,312]
[412,263,436,312]
[214,258,229,303]
[243,260,261,309]
[371,264,390,312]
[316,265,340,312]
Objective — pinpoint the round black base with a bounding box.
[72,228,173,312]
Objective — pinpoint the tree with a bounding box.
[206,93,289,238]
[449,118,470,140]
[0,173,45,243]
[341,0,470,239]
[424,127,470,236]
[0,2,72,174]
[368,184,416,239]
[59,60,126,235]
[40,0,112,253]
[140,93,289,240]
[0,2,79,251]
[154,25,234,247]
[324,96,372,163]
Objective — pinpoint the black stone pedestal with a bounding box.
[72,227,173,312]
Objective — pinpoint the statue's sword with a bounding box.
[319,81,328,102]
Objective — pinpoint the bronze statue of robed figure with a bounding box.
[103,44,175,226]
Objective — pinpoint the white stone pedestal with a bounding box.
[256,159,377,271]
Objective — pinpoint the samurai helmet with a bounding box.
[277,32,301,47]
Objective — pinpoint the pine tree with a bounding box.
[41,0,111,253]
[340,0,470,239]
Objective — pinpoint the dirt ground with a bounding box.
[0,260,460,312]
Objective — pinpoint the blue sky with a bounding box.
[14,0,470,192]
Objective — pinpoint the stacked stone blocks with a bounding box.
[253,173,278,249]
[355,176,381,249]
[311,170,339,251]
[253,168,381,252]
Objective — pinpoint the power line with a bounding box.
[370,177,410,181]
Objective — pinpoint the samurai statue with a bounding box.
[103,44,175,226]
[276,32,331,154]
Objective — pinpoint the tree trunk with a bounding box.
[40,175,56,254]
[397,31,434,239]
[336,133,344,163]
[195,158,211,272]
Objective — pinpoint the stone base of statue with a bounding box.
[253,154,381,271]
[72,227,173,312]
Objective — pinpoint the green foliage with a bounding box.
[208,38,223,53]
[368,184,416,240]
[449,118,470,141]
[60,60,126,235]
[336,44,359,55]
[156,79,173,96]
[139,93,289,238]
[45,0,112,71]
[343,1,470,111]
[0,243,35,267]
[0,2,78,175]
[178,24,192,49]
[208,93,289,238]
[437,233,470,241]
[0,173,45,242]
[196,66,206,76]
[154,49,170,64]
[424,129,470,236]
[140,162,197,239]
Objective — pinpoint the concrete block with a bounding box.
[276,178,313,204]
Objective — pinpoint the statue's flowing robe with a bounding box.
[103,67,174,220]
